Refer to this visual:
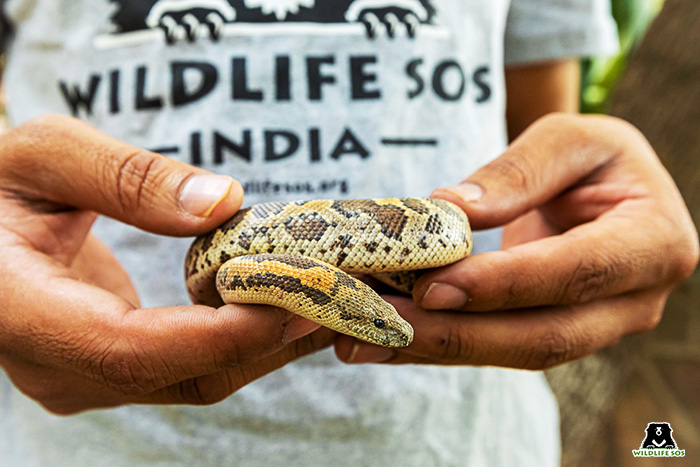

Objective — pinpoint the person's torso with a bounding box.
[0,1,559,465]
[4,0,508,202]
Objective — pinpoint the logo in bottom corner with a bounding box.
[632,422,686,458]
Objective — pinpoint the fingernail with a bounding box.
[345,341,396,364]
[421,282,469,310]
[180,175,234,217]
[284,316,322,343]
[441,183,483,203]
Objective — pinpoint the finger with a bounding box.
[70,234,140,306]
[0,359,128,415]
[337,292,666,369]
[0,114,243,235]
[3,252,321,396]
[430,114,649,230]
[1,328,335,413]
[106,303,321,394]
[136,328,336,406]
[414,212,682,311]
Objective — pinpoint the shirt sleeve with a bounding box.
[504,0,619,65]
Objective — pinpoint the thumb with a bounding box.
[430,114,622,230]
[0,114,242,236]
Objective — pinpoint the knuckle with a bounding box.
[593,115,644,139]
[109,149,165,214]
[178,374,233,406]
[537,112,631,138]
[518,322,582,370]
[17,113,77,136]
[671,229,700,282]
[533,113,586,139]
[20,380,58,405]
[41,403,82,416]
[97,342,155,396]
[216,341,244,368]
[289,328,334,359]
[486,149,537,194]
[637,304,665,334]
[536,112,576,128]
[641,312,663,334]
[562,256,615,304]
[433,326,475,362]
[1,114,76,172]
[534,113,620,151]
[11,371,73,411]
[10,114,81,156]
[500,259,543,309]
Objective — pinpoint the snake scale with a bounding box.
[185,198,472,348]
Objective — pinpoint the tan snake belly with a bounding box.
[185,198,472,348]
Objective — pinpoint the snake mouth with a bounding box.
[376,324,414,348]
[346,320,413,348]
[393,326,414,348]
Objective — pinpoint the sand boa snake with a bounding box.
[185,198,472,348]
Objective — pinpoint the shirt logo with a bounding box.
[59,0,492,176]
[105,0,437,45]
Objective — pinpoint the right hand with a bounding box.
[0,114,333,415]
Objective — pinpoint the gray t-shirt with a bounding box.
[0,1,617,465]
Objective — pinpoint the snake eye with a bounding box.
[373,319,385,329]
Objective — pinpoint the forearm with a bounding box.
[505,59,581,141]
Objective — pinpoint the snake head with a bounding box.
[339,284,414,348]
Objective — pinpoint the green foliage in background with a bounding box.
[581,0,665,113]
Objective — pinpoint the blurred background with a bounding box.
[0,0,697,465]
[547,0,700,465]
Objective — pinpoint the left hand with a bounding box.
[335,114,699,369]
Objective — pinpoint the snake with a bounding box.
[185,198,472,348]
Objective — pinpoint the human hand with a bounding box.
[336,114,699,369]
[0,115,331,415]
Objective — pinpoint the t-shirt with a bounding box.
[0,1,617,465]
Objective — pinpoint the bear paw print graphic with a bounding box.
[345,0,435,38]
[146,0,236,43]
[111,0,436,43]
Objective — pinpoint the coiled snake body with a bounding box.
[185,198,472,348]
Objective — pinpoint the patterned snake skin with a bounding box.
[185,198,472,348]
